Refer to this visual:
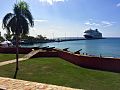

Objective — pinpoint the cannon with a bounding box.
[74,49,82,54]
[63,48,69,51]
[33,46,40,50]
[46,47,55,51]
[40,46,49,50]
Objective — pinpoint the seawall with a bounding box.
[55,49,120,72]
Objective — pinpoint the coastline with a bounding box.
[16,37,107,45]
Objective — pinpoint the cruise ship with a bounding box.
[84,28,102,39]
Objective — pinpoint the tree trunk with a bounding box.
[13,35,19,79]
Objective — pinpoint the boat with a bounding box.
[84,28,102,39]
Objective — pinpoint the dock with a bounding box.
[54,38,86,42]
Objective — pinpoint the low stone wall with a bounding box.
[31,51,58,58]
[0,47,32,54]
[0,77,81,90]
[56,49,120,72]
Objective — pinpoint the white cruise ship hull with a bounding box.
[84,29,102,39]
[84,35,102,39]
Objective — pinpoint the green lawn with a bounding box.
[0,54,25,62]
[0,57,120,90]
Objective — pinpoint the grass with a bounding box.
[0,57,120,90]
[0,54,25,62]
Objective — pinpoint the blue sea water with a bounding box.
[22,38,120,58]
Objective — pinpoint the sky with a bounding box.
[0,0,120,38]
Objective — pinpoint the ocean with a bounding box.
[22,38,120,58]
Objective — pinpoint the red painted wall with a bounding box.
[0,47,32,54]
[31,51,58,58]
[56,49,120,72]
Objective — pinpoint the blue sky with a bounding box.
[0,0,120,38]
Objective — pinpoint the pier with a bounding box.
[54,37,86,42]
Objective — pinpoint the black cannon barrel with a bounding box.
[45,47,55,51]
[63,48,69,51]
[74,49,82,54]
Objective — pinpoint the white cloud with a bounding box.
[101,21,114,27]
[39,0,66,5]
[116,3,120,7]
[84,21,100,26]
[84,19,115,27]
[34,19,48,22]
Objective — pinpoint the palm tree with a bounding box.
[2,1,34,78]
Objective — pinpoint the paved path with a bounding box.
[0,50,40,66]
[0,77,82,90]
[23,49,40,59]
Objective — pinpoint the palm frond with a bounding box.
[13,4,21,16]
[2,13,14,29]
[15,1,34,27]
[19,15,29,35]
[22,9,34,27]
[18,1,29,10]
[7,16,17,34]
[6,27,10,35]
